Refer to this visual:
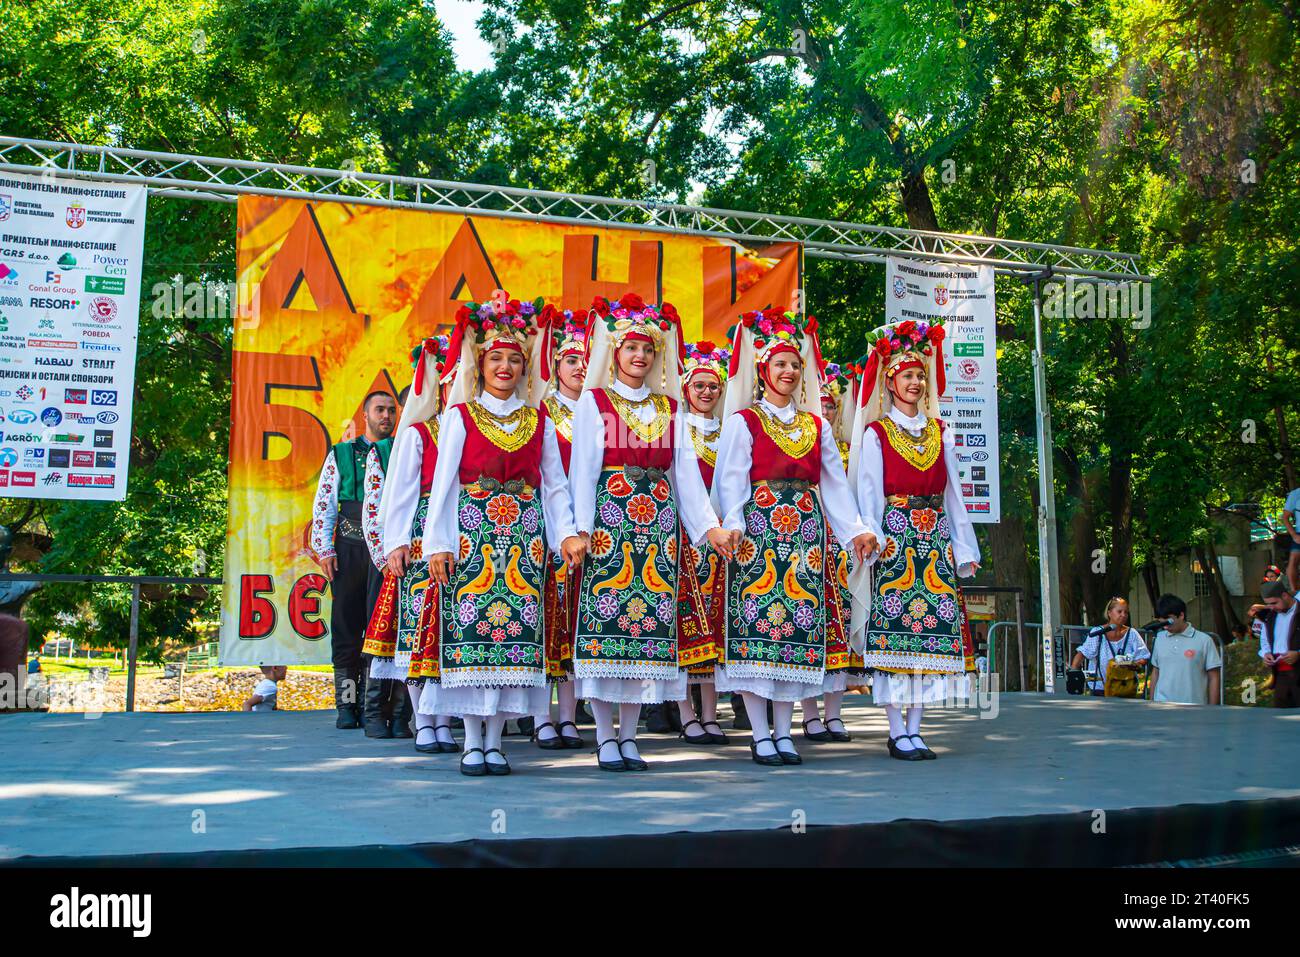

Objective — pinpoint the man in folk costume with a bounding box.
[419,292,585,776]
[569,294,735,772]
[799,363,867,744]
[848,319,980,761]
[524,304,590,750]
[360,336,459,749]
[310,390,397,729]
[359,426,399,736]
[676,340,732,746]
[715,310,877,767]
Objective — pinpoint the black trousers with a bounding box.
[1274,668,1299,708]
[331,537,380,678]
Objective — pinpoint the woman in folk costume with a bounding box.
[418,292,584,776]
[847,319,980,761]
[361,336,457,751]
[715,310,878,767]
[675,340,732,746]
[569,294,735,772]
[525,304,591,751]
[798,363,865,744]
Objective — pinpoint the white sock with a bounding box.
[409,687,436,737]
[700,685,719,726]
[462,717,485,764]
[885,705,914,750]
[618,702,642,758]
[592,699,620,763]
[484,713,507,763]
[801,696,824,730]
[742,693,776,755]
[433,714,455,745]
[773,700,794,743]
[906,705,924,736]
[678,694,699,727]
[557,682,578,728]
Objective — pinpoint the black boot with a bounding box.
[333,670,360,729]
[644,703,673,733]
[388,681,413,738]
[363,672,392,738]
[731,693,751,731]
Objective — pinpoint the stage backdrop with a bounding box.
[220,196,802,664]
[885,256,1001,524]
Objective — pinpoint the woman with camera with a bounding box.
[1070,597,1150,697]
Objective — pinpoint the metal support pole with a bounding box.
[1014,588,1027,692]
[125,582,140,713]
[1027,271,1064,694]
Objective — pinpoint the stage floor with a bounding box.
[2,693,1299,864]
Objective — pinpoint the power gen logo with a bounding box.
[49,886,151,937]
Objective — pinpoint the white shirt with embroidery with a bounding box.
[362,447,387,570]
[310,450,341,560]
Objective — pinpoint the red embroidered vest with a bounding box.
[741,407,821,483]
[867,418,947,496]
[591,388,675,469]
[412,421,438,493]
[455,402,545,486]
[544,396,573,474]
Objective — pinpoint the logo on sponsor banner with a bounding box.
[961,483,974,496]
[96,411,118,424]
[42,472,61,486]
[40,407,62,427]
[4,431,39,443]
[27,338,77,350]
[91,390,117,406]
[971,466,987,481]
[957,358,980,381]
[0,470,7,487]
[10,470,34,487]
[81,342,121,353]
[95,451,116,469]
[85,275,126,295]
[957,453,971,463]
[971,451,989,461]
[15,385,32,400]
[23,448,44,467]
[72,451,94,468]
[69,472,115,488]
[0,313,6,331]
[892,276,907,299]
[0,194,10,222]
[34,356,73,367]
[65,413,95,424]
[93,429,113,448]
[973,484,990,497]
[953,342,984,357]
[7,409,35,425]
[965,433,987,448]
[0,448,16,467]
[48,449,70,468]
[30,297,78,309]
[968,502,991,514]
[58,252,77,268]
[0,263,17,285]
[87,296,118,323]
[66,204,86,229]
[81,358,115,369]
[934,283,950,307]
[954,433,963,446]
[64,389,87,404]
[50,432,84,445]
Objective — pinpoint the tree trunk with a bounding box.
[1141,559,1161,611]
[1195,544,1231,641]
[987,515,1035,690]
[899,170,940,231]
[1203,537,1242,634]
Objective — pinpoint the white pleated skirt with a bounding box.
[368,657,408,681]
[870,671,971,706]
[574,675,688,705]
[715,667,822,704]
[418,682,550,718]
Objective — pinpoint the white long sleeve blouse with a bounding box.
[854,406,980,577]
[569,377,720,546]
[362,447,387,569]
[376,425,430,560]
[419,391,576,557]
[714,398,871,548]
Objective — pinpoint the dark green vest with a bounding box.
[332,438,373,503]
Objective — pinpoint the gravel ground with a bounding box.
[32,668,335,713]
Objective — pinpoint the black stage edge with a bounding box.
[7,796,1299,868]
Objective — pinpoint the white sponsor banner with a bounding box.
[0,169,145,501]
[885,257,1000,523]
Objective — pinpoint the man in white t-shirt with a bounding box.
[1149,594,1221,705]
[242,665,287,712]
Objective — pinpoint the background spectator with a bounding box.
[242,665,286,712]
[1150,594,1221,705]
[1256,579,1299,708]
[1070,597,1150,696]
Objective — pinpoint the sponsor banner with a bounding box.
[221,195,803,664]
[885,257,1001,523]
[0,169,144,501]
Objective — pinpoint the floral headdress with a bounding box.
[397,334,451,432]
[528,302,591,405]
[442,289,540,407]
[582,293,686,399]
[682,339,730,384]
[721,307,823,420]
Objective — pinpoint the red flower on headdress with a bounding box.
[506,299,522,315]
[873,337,892,356]
[696,340,716,353]
[897,320,917,338]
[455,305,472,322]
[660,302,680,322]
[762,307,785,323]
[620,292,646,311]
[591,297,611,317]
[928,326,945,343]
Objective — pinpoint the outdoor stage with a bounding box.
[2,693,1299,867]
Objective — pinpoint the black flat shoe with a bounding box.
[557,720,585,749]
[680,719,712,745]
[433,724,460,753]
[774,736,802,765]
[702,720,727,744]
[414,727,441,754]
[460,747,488,776]
[532,720,565,751]
[909,734,937,759]
[887,736,925,762]
[597,738,627,772]
[750,739,784,766]
[802,718,832,742]
[484,748,512,775]
[618,738,649,771]
[825,717,852,742]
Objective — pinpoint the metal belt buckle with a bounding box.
[624,465,668,485]
[476,475,527,495]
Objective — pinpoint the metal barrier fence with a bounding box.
[0,573,222,712]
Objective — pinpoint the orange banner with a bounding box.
[219,196,801,663]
